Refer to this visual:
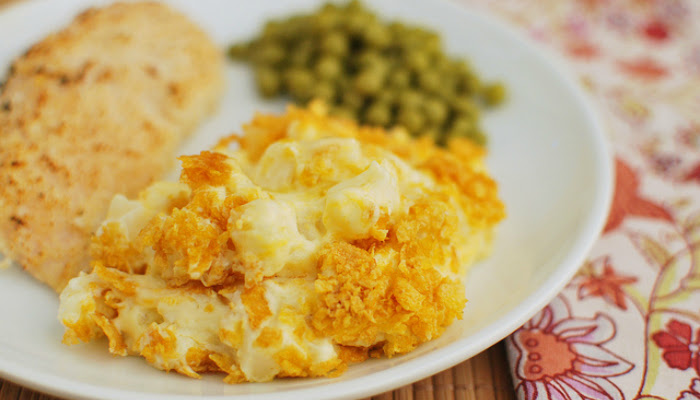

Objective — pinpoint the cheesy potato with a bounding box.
[58,102,504,382]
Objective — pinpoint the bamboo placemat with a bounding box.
[0,341,515,400]
[358,341,516,400]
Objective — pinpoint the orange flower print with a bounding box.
[651,320,700,376]
[604,158,673,233]
[617,58,669,80]
[578,257,637,310]
[567,40,599,59]
[511,297,633,400]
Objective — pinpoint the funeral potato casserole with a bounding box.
[58,102,504,382]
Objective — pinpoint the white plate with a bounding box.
[0,0,612,399]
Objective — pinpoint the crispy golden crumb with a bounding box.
[0,2,224,291]
[58,102,504,382]
[241,286,272,330]
[179,151,233,189]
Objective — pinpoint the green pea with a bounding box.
[356,51,383,69]
[405,50,429,72]
[452,60,473,75]
[284,68,314,101]
[346,0,364,12]
[423,97,448,125]
[389,22,407,34]
[255,66,281,98]
[389,68,412,89]
[365,101,392,127]
[363,23,391,48]
[450,116,476,135]
[345,12,369,35]
[315,56,343,80]
[375,90,397,106]
[438,131,454,147]
[403,28,432,50]
[320,2,339,13]
[251,42,286,65]
[480,82,507,106]
[314,9,340,32]
[320,31,349,57]
[262,21,282,39]
[418,71,441,94]
[226,0,506,147]
[227,42,249,59]
[452,97,480,119]
[423,33,442,55]
[454,64,480,94]
[288,39,314,67]
[354,70,384,95]
[285,16,312,38]
[331,106,357,121]
[398,107,425,134]
[469,129,487,146]
[422,128,442,143]
[411,27,428,38]
[311,81,336,103]
[437,77,458,100]
[341,90,365,111]
[433,54,452,73]
[398,89,423,110]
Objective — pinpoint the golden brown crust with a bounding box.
[0,2,224,291]
[311,234,466,356]
[179,151,233,189]
[59,103,504,382]
[240,285,272,330]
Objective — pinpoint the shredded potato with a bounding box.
[58,102,504,382]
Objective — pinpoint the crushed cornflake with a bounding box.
[58,102,504,382]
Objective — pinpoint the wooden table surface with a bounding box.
[0,0,517,399]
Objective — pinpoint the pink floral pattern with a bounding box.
[510,297,633,400]
[577,257,637,311]
[458,0,700,398]
[652,320,700,376]
[603,159,673,234]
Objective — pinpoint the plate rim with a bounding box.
[0,0,614,398]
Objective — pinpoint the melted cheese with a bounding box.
[58,102,505,383]
[323,161,400,241]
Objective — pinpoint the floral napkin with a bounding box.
[460,0,700,399]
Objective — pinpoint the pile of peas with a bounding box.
[228,0,506,146]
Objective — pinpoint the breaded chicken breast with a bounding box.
[0,2,224,291]
[59,102,504,382]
